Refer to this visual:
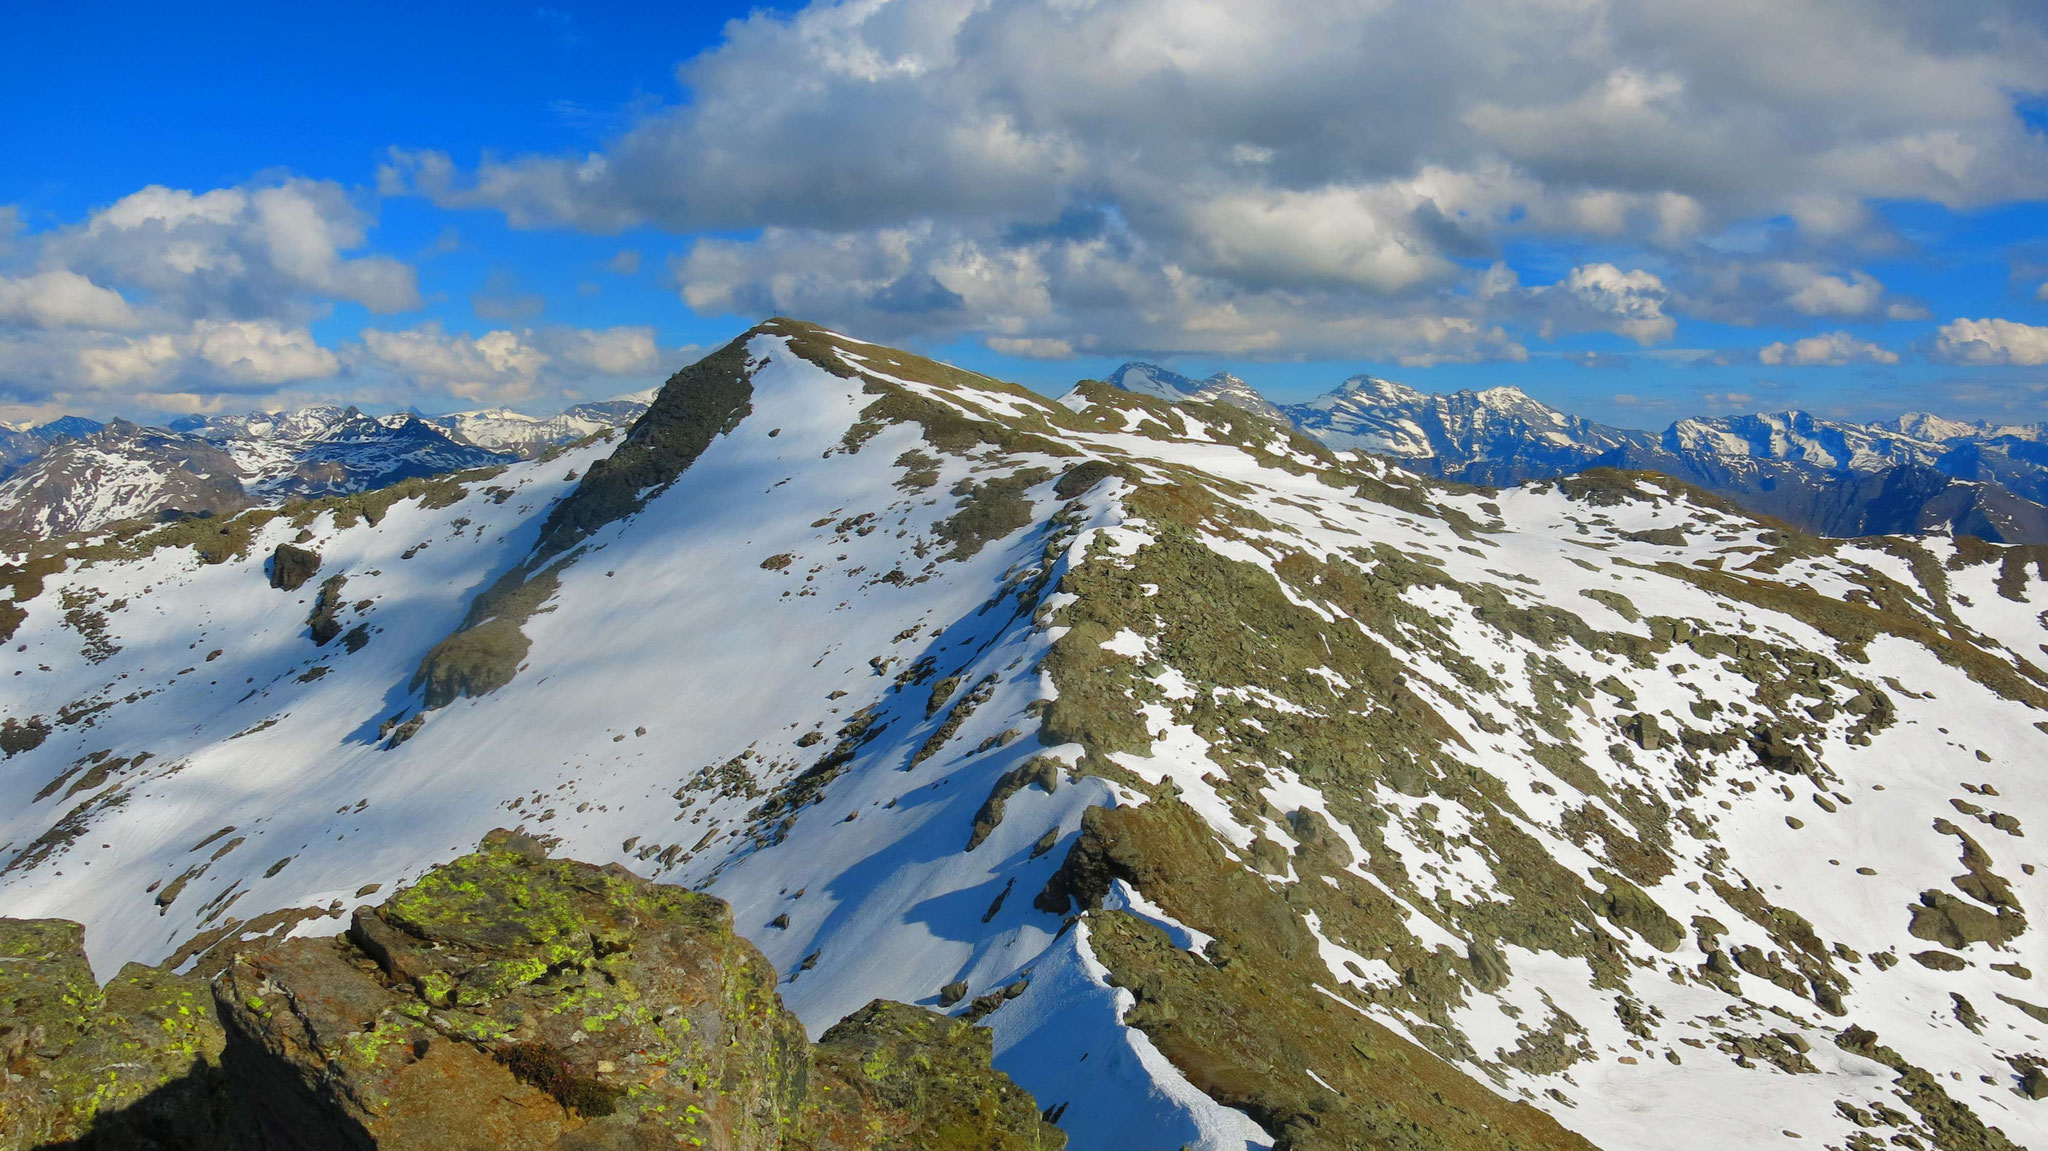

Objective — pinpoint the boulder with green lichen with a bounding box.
[198,829,1058,1150]
[799,1000,1066,1151]
[0,918,233,1150]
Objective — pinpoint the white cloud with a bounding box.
[1179,186,1452,293]
[0,270,144,330]
[0,178,430,416]
[1557,264,1676,345]
[546,326,659,375]
[1934,317,2048,366]
[49,179,419,318]
[985,336,1074,359]
[354,323,664,403]
[1758,331,1899,366]
[1499,262,1677,345]
[378,0,2048,356]
[77,320,338,388]
[1777,267,1885,317]
[674,221,1530,362]
[1677,259,1909,325]
[358,324,549,401]
[191,320,341,383]
[607,249,640,275]
[78,333,184,388]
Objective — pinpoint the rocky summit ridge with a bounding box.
[0,319,2045,1149]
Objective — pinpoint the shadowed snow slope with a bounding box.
[3,319,2047,1150]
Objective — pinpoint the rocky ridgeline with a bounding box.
[0,830,1063,1150]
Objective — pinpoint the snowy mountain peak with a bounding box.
[1318,373,1427,408]
[1104,361,1202,401]
[1102,361,1286,421]
[1892,411,1987,442]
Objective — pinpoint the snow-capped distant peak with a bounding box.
[1892,411,1983,442]
[1319,374,1426,408]
[1104,362,1203,401]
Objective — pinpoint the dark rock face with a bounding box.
[269,543,322,591]
[5,831,1060,1150]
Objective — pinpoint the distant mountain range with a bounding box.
[416,388,658,456]
[1106,361,2048,543]
[0,390,654,541]
[8,362,2048,549]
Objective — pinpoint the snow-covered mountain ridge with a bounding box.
[0,391,654,543]
[1105,364,2048,545]
[417,388,657,456]
[2,320,2045,1150]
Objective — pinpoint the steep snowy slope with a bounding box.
[3,320,2047,1151]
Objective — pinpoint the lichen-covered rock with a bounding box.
[0,918,230,1150]
[213,828,810,1149]
[799,1001,1065,1151]
[207,829,1060,1150]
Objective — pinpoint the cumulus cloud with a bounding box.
[675,220,1528,362]
[381,0,2048,357]
[76,320,340,388]
[1934,317,2048,366]
[1548,264,1676,345]
[354,323,664,403]
[50,179,419,318]
[0,270,144,330]
[1677,260,1915,326]
[1758,331,1900,366]
[1478,262,1676,345]
[0,177,431,418]
[1778,268,1885,317]
[985,336,1074,359]
[546,325,659,375]
[358,324,550,401]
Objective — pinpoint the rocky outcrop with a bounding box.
[803,1000,1066,1150]
[268,543,321,591]
[8,831,1061,1150]
[0,919,231,1150]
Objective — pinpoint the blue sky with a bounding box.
[3,0,2046,429]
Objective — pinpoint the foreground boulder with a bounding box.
[214,827,812,1149]
[804,1001,1061,1150]
[4,831,1060,1150]
[0,919,230,1149]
